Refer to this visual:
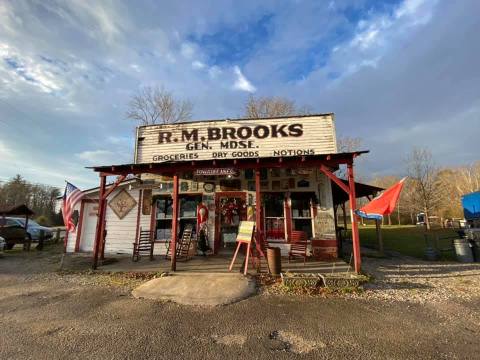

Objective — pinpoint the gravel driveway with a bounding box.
[1,247,479,359]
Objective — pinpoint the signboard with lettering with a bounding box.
[135,114,337,164]
[194,168,239,176]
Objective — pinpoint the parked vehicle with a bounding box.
[0,219,31,250]
[6,217,53,242]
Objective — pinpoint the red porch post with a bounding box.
[99,175,127,259]
[93,174,107,269]
[347,163,361,273]
[255,169,263,247]
[170,174,179,271]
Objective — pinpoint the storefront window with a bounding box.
[154,195,201,241]
[155,196,172,241]
[263,193,285,240]
[179,195,201,236]
[290,192,315,239]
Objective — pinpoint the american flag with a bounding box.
[63,182,84,232]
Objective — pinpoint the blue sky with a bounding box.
[0,0,479,189]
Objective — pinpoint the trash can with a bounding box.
[453,238,474,263]
[267,247,282,275]
[471,239,480,262]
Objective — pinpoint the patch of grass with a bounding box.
[356,225,458,259]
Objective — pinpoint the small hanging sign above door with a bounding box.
[194,168,239,176]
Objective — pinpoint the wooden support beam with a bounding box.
[319,164,350,194]
[75,200,86,252]
[170,174,179,271]
[375,219,384,255]
[347,163,361,274]
[284,193,292,242]
[93,175,106,269]
[255,169,263,255]
[103,175,127,200]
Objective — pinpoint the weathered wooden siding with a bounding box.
[136,114,337,164]
[103,189,141,255]
[313,172,336,239]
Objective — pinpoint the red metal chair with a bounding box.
[291,230,307,243]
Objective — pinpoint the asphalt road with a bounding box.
[1,251,479,359]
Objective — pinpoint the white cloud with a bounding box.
[192,60,205,69]
[0,140,12,158]
[75,150,117,164]
[106,135,131,146]
[208,65,222,79]
[0,43,64,94]
[180,42,195,59]
[130,63,141,72]
[233,66,256,93]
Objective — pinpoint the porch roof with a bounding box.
[332,180,384,206]
[0,204,34,216]
[87,151,369,176]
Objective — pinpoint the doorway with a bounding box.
[80,202,98,251]
[214,192,247,254]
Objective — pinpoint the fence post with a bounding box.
[55,228,61,243]
[37,230,45,251]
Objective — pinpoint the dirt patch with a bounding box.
[269,330,326,354]
[212,334,247,346]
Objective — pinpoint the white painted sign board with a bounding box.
[135,114,337,164]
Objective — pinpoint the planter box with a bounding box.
[281,272,366,289]
[319,274,365,288]
[280,273,322,287]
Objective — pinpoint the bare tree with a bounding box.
[334,136,364,181]
[126,86,193,125]
[406,148,443,230]
[337,136,362,153]
[243,95,311,118]
[453,161,480,195]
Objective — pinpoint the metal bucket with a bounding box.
[267,247,282,275]
[453,238,474,263]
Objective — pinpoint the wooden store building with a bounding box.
[65,114,374,273]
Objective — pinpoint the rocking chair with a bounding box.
[132,228,154,262]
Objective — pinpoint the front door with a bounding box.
[80,202,98,251]
[214,192,247,254]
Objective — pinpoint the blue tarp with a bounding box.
[462,191,480,220]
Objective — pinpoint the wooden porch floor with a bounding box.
[99,254,352,275]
